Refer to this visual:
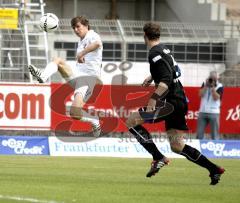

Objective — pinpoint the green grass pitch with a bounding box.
[0,156,239,203]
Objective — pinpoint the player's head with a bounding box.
[209,71,218,80]
[143,22,161,43]
[71,16,90,38]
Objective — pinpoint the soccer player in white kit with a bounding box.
[28,16,102,137]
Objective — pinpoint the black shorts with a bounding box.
[139,99,188,131]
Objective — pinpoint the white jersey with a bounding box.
[76,30,102,76]
[199,82,223,114]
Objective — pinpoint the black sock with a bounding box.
[129,125,164,160]
[180,144,217,173]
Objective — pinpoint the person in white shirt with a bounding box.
[28,16,102,137]
[196,71,224,140]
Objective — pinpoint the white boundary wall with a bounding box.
[49,137,201,158]
[100,61,225,86]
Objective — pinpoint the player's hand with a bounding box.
[142,75,153,87]
[76,52,85,63]
[146,98,156,112]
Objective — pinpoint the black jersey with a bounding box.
[148,44,187,103]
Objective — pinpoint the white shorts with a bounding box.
[66,61,101,102]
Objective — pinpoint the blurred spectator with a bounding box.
[196,71,224,140]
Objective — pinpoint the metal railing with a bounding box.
[57,19,240,42]
[0,17,240,84]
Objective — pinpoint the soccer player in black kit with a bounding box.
[126,22,225,185]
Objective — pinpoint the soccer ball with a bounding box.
[39,13,59,32]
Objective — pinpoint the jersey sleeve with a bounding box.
[149,52,172,87]
[89,31,102,44]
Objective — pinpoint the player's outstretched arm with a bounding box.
[76,41,102,63]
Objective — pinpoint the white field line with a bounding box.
[0,194,64,203]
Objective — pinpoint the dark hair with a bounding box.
[71,16,90,30]
[143,22,161,40]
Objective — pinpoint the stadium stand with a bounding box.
[0,0,239,86]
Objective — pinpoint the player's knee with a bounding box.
[55,61,72,78]
[69,106,82,120]
[170,143,182,154]
[126,112,144,128]
[126,117,142,128]
[69,111,81,120]
[126,117,135,128]
[52,57,64,65]
[170,142,185,154]
[167,129,185,153]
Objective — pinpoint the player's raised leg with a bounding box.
[28,57,72,83]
